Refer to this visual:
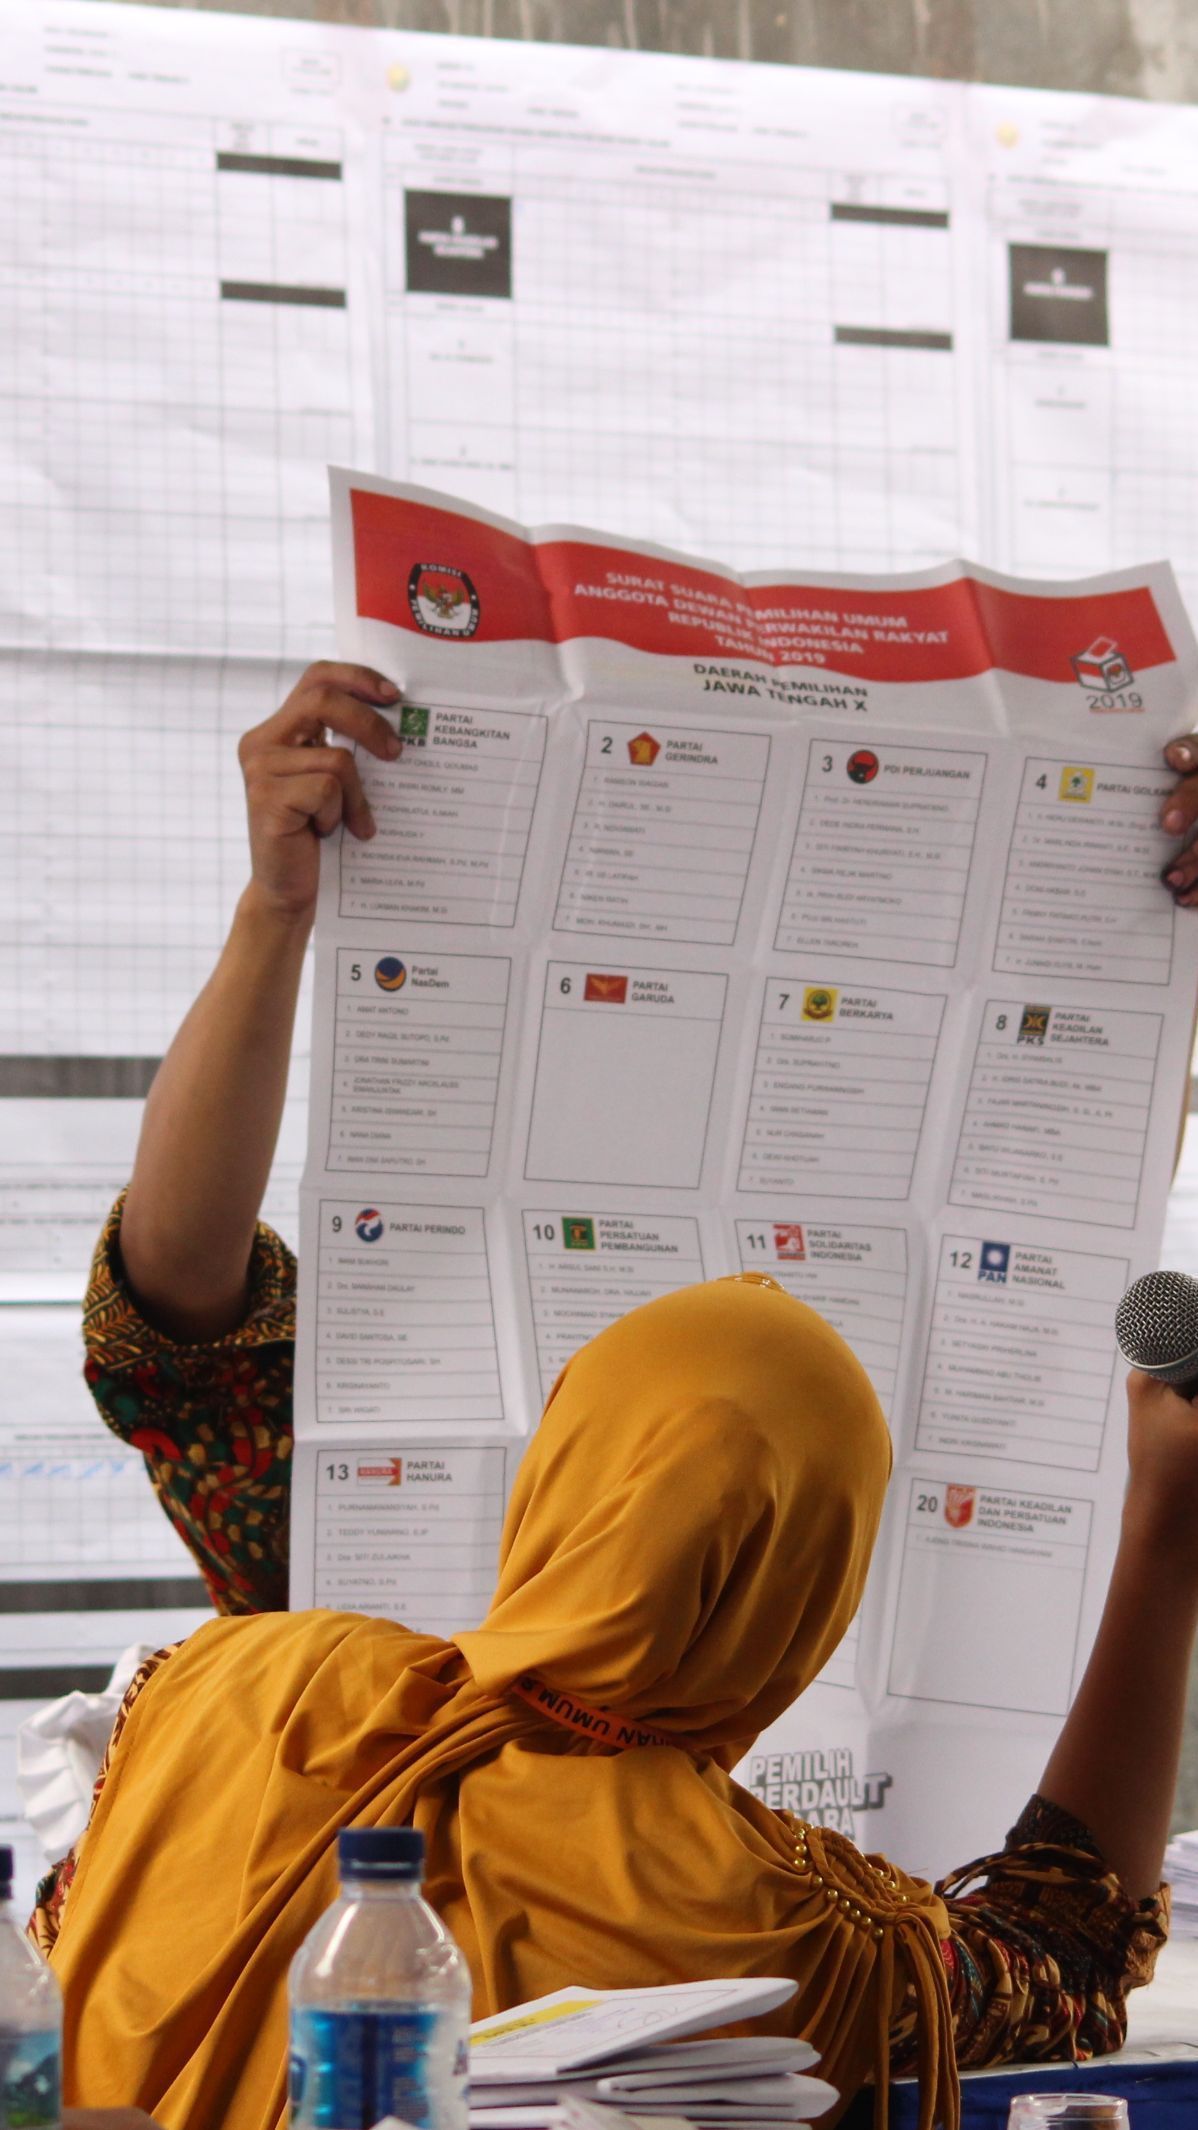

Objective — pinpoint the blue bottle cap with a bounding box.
[338,1826,424,1879]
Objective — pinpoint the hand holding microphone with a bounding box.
[1115,1269,1198,1400]
[1115,1270,1198,1558]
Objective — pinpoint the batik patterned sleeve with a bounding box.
[888,1794,1169,2075]
[82,1194,297,1616]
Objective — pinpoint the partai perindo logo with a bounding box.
[408,562,480,637]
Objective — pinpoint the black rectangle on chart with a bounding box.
[220,281,347,308]
[0,1056,161,1097]
[405,191,512,300]
[1009,244,1109,346]
[0,1577,208,1614]
[831,202,949,228]
[834,326,953,350]
[216,151,342,181]
[0,1665,116,1701]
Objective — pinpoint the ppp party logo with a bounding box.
[408,563,480,638]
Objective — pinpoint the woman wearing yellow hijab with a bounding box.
[43,677,1194,2130]
[53,1275,964,2128]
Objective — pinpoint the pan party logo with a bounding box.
[745,1746,892,1838]
[802,986,838,1022]
[407,563,480,637]
[1059,765,1094,804]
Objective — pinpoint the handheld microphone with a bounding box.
[1115,1270,1198,1400]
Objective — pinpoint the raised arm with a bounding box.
[119,663,400,1341]
[1035,1366,1198,1899]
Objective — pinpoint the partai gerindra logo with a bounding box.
[408,563,480,637]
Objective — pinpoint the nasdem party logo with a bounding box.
[354,1208,385,1243]
[374,956,407,992]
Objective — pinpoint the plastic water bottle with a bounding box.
[290,1827,471,2130]
[0,1845,61,2130]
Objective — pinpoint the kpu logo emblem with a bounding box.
[354,1208,385,1243]
[407,563,480,638]
[802,986,838,1022]
[978,1241,1010,1283]
[846,748,879,784]
[1071,635,1133,696]
[944,1484,977,1529]
[627,731,661,766]
[374,956,407,992]
[773,1224,806,1260]
[584,972,628,1003]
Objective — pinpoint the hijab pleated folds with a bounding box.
[52,1275,959,2130]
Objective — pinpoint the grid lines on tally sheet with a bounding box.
[990,172,1198,615]
[0,650,298,1056]
[0,111,357,661]
[384,142,963,573]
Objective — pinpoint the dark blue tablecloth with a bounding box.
[887,2054,1198,2126]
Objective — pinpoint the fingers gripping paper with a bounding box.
[290,471,1198,1874]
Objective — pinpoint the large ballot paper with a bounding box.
[293,472,1198,1872]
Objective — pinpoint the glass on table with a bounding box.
[1007,2098,1129,2128]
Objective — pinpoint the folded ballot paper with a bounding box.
[464,1981,838,2130]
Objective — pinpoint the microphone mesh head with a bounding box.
[1115,1270,1198,1378]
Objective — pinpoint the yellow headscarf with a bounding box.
[52,1277,957,2130]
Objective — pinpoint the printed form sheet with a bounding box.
[291,474,1198,1870]
[9,0,1198,1891]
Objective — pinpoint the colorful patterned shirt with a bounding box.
[68,1194,1168,2076]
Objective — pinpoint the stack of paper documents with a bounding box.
[467,1982,838,2130]
[1163,1830,1198,1936]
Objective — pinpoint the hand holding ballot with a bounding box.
[238,662,404,924]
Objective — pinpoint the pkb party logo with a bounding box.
[408,563,480,637]
[354,1208,385,1243]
